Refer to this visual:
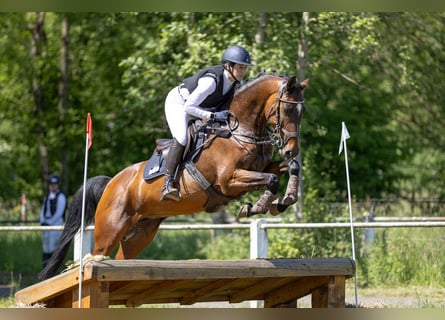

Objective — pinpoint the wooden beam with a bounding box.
[229,277,292,303]
[125,280,187,307]
[14,268,80,305]
[181,279,237,305]
[87,258,355,281]
[264,276,329,308]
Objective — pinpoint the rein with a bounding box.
[203,78,305,153]
[224,116,273,154]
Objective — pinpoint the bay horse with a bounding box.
[39,74,308,280]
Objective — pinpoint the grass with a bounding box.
[344,284,445,308]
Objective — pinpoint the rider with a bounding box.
[161,45,254,202]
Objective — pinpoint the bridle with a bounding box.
[206,78,305,154]
[267,80,305,148]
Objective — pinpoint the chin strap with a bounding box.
[222,63,240,84]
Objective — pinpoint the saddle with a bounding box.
[143,119,234,212]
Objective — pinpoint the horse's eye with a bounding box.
[283,105,293,113]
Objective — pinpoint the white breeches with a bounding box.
[164,86,190,146]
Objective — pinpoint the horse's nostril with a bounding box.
[284,150,293,160]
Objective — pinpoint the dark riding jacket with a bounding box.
[182,65,235,111]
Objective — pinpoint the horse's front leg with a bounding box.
[281,158,300,205]
[269,159,300,216]
[226,169,280,218]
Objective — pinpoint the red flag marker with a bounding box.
[86,113,92,149]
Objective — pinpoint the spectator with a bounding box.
[39,174,67,268]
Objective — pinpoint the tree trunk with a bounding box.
[252,13,268,66]
[28,12,49,190]
[59,14,70,194]
[294,12,310,222]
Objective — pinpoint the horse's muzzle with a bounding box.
[279,148,297,160]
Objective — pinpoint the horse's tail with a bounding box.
[38,175,111,281]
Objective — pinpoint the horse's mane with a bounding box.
[235,71,290,96]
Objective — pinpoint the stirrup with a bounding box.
[160,178,181,202]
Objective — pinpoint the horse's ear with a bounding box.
[287,76,297,89]
[300,78,310,89]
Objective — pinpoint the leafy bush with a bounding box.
[200,230,250,260]
[137,229,211,260]
[359,227,445,287]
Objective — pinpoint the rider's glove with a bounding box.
[211,110,229,122]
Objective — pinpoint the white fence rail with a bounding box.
[0,217,445,261]
[1,219,445,260]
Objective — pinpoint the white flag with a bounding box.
[338,121,350,154]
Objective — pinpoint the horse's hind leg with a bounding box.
[115,218,165,259]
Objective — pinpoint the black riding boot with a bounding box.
[161,139,185,201]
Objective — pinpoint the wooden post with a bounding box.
[72,282,110,308]
[327,275,346,307]
[311,286,328,307]
[20,193,26,223]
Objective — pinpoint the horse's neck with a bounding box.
[231,80,276,134]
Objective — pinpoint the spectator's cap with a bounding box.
[48,174,60,184]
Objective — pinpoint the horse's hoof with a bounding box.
[269,200,281,216]
[282,193,298,206]
[269,199,290,216]
[237,203,252,219]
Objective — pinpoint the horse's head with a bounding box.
[266,76,308,160]
[228,74,308,160]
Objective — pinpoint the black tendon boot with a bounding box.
[160,139,185,201]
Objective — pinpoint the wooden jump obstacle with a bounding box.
[15,258,355,308]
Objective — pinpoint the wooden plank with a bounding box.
[88,258,355,281]
[14,268,82,305]
[181,278,237,305]
[108,281,142,299]
[264,276,330,308]
[229,277,293,303]
[126,279,187,307]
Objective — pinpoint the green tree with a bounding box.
[0,12,444,212]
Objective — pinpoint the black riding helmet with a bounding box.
[221,45,255,66]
